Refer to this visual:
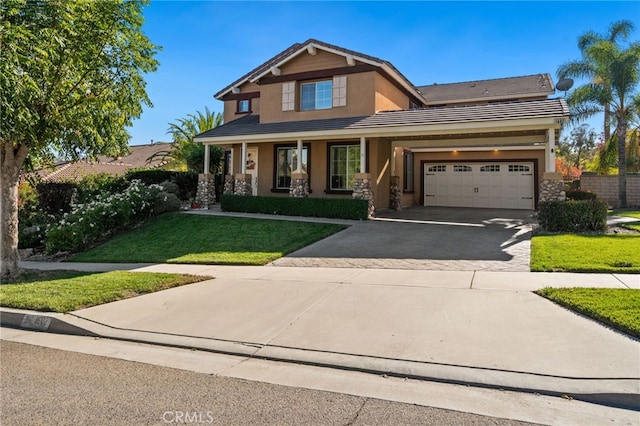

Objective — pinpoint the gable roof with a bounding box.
[417,74,555,105]
[215,39,427,104]
[195,98,569,142]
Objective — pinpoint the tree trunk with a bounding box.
[604,104,611,143]
[617,124,627,209]
[1,142,29,280]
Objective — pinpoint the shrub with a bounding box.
[125,168,174,185]
[45,180,180,254]
[220,194,369,220]
[566,189,597,201]
[537,200,608,232]
[36,182,77,214]
[171,171,198,200]
[75,173,128,204]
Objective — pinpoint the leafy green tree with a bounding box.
[154,107,224,174]
[1,0,159,279]
[558,124,598,169]
[557,20,640,207]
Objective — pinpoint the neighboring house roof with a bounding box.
[195,98,569,142]
[417,74,555,105]
[215,38,427,104]
[30,142,173,183]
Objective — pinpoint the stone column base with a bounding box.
[540,172,566,202]
[195,174,215,208]
[390,175,401,210]
[289,172,309,198]
[223,174,235,195]
[234,173,253,196]
[352,173,375,217]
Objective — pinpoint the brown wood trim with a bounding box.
[419,158,539,208]
[257,64,377,85]
[220,91,260,101]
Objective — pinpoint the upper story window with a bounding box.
[301,80,332,111]
[237,99,250,113]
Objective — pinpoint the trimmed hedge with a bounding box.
[566,189,597,201]
[537,200,608,232]
[221,194,369,220]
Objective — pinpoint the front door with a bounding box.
[246,148,258,196]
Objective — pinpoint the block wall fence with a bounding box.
[580,173,640,208]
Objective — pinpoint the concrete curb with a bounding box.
[2,307,638,411]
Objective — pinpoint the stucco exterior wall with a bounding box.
[374,72,409,112]
[581,173,640,208]
[280,49,351,74]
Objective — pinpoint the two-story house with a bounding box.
[194,39,569,213]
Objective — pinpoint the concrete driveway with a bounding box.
[272,207,535,271]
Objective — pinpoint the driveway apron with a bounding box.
[271,207,535,271]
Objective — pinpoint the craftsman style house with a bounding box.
[194,39,569,212]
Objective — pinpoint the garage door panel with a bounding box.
[424,162,534,210]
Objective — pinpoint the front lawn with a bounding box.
[612,209,640,232]
[536,288,640,338]
[69,213,347,265]
[0,270,209,313]
[531,234,640,273]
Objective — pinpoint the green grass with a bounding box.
[0,270,209,312]
[536,288,640,338]
[612,209,640,232]
[69,212,347,265]
[531,234,640,273]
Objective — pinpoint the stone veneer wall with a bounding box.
[223,175,234,195]
[289,172,309,198]
[389,176,401,210]
[539,178,566,202]
[352,173,375,217]
[581,173,640,207]
[194,174,215,208]
[234,174,252,196]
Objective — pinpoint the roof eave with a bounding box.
[194,116,567,145]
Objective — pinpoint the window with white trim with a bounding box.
[329,144,360,190]
[275,145,308,189]
[453,165,472,172]
[301,80,332,111]
[428,165,447,172]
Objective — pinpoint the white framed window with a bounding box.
[454,165,472,172]
[428,165,447,172]
[509,164,530,172]
[329,144,360,190]
[237,99,250,113]
[301,80,332,111]
[275,145,308,189]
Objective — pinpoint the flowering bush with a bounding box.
[45,180,180,254]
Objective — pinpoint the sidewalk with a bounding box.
[3,262,639,411]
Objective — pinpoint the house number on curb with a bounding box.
[20,315,52,331]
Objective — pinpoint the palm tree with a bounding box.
[557,20,640,208]
[149,107,224,174]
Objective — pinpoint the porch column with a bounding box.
[235,142,252,196]
[290,139,309,197]
[203,143,210,175]
[360,136,367,173]
[353,136,374,217]
[224,147,235,194]
[546,128,556,173]
[540,128,566,202]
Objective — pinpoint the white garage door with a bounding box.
[424,162,534,209]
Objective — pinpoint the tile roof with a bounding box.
[417,74,555,104]
[195,98,569,141]
[31,143,174,183]
[215,39,425,103]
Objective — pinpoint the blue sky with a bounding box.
[128,1,640,145]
